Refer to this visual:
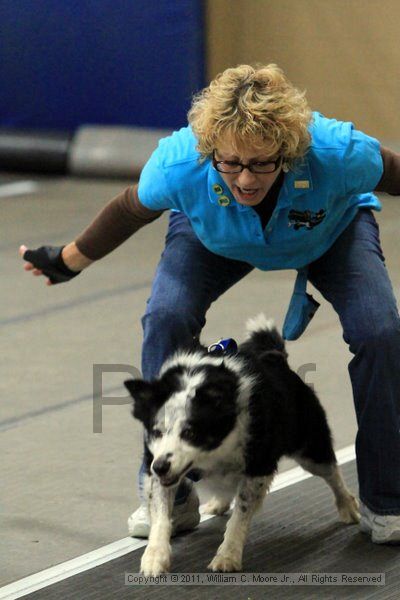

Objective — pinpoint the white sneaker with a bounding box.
[128,484,200,538]
[360,501,400,544]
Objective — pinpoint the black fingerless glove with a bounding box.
[23,245,81,284]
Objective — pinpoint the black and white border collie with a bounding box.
[125,315,360,576]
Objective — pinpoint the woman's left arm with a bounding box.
[375,147,400,195]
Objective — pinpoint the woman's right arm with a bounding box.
[20,184,163,285]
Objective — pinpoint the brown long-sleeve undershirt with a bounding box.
[75,185,163,260]
[75,146,400,262]
[375,146,400,194]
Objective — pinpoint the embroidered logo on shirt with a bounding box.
[288,209,326,230]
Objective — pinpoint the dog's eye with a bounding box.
[181,426,195,441]
[152,428,163,438]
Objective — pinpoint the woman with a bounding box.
[20,64,400,544]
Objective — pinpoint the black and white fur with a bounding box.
[125,315,359,575]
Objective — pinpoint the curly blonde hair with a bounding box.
[188,64,312,167]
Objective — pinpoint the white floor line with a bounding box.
[0,444,356,600]
[0,181,39,198]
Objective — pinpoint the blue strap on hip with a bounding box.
[282,267,320,341]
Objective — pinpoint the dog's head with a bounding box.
[125,354,241,487]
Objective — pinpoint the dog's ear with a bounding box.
[124,379,155,423]
[124,378,152,399]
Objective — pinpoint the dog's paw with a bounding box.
[337,494,360,524]
[207,551,242,572]
[201,497,231,516]
[140,544,171,576]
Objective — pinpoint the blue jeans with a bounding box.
[140,209,400,514]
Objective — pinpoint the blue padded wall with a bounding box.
[0,0,205,130]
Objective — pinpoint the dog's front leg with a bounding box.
[208,475,273,572]
[140,476,175,576]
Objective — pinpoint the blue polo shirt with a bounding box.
[138,112,384,340]
[138,112,383,272]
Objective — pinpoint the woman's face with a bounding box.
[214,140,283,207]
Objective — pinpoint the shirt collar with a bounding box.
[207,164,238,208]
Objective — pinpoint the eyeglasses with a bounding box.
[212,151,282,174]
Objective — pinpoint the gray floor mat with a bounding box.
[24,461,400,599]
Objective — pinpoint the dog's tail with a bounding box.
[244,313,287,357]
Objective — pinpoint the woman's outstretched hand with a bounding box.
[19,244,85,285]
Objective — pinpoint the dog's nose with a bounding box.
[152,457,171,477]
